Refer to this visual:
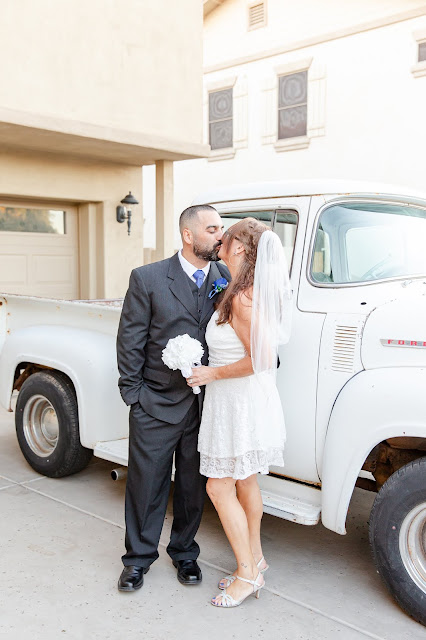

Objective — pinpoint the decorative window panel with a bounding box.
[261,60,325,151]
[412,30,426,78]
[209,88,233,150]
[248,2,265,30]
[278,72,308,140]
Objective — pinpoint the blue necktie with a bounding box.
[193,269,205,288]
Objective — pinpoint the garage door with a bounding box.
[0,202,79,299]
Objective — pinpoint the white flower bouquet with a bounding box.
[161,334,204,395]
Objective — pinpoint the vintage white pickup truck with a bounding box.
[0,180,425,625]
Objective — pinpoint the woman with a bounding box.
[187,218,292,608]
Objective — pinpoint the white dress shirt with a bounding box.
[178,250,210,284]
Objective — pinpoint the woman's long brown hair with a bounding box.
[217,217,268,325]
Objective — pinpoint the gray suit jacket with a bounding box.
[117,252,230,424]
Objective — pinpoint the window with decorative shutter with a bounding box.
[209,88,233,150]
[262,59,325,151]
[278,71,308,140]
[248,2,266,30]
[412,30,426,78]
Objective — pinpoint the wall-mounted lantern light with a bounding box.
[116,191,139,236]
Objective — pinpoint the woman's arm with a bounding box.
[187,291,254,387]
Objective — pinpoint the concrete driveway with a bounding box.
[0,403,424,640]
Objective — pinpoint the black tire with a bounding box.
[369,457,426,626]
[15,370,93,478]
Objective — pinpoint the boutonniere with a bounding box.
[208,277,229,299]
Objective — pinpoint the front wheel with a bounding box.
[15,370,93,478]
[369,457,426,626]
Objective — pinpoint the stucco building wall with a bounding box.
[0,0,207,299]
[171,0,426,235]
[0,0,203,146]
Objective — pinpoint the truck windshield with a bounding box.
[311,202,426,284]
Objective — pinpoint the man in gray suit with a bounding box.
[116,204,229,591]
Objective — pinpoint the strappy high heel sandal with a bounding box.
[218,556,269,590]
[211,573,264,608]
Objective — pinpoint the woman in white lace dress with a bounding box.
[187,218,292,608]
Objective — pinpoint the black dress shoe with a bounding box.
[172,559,202,585]
[118,565,150,591]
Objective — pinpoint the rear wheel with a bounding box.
[369,457,426,626]
[15,371,92,478]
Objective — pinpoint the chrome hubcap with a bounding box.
[399,503,426,594]
[23,395,59,457]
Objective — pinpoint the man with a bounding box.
[116,204,229,591]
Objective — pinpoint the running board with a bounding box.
[258,475,321,526]
[94,438,322,526]
[94,438,129,466]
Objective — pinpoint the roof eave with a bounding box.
[0,107,209,166]
[203,0,227,18]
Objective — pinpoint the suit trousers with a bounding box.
[122,396,206,568]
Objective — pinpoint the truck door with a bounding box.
[217,196,321,485]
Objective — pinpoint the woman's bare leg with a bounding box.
[207,477,264,603]
[217,474,266,588]
[236,474,266,566]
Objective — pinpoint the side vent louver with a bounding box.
[332,325,358,372]
[248,2,265,29]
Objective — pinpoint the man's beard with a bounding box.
[193,240,221,262]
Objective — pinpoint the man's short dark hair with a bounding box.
[179,204,217,235]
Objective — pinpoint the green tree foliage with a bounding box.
[0,207,58,233]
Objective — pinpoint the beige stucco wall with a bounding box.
[172,0,426,221]
[0,0,203,147]
[0,0,207,298]
[0,150,143,298]
[204,0,426,69]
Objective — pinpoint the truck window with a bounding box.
[220,210,298,270]
[274,212,298,268]
[311,202,426,284]
[220,210,274,232]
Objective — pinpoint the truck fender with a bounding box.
[321,367,426,535]
[0,324,128,447]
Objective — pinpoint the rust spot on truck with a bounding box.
[13,364,53,391]
[361,439,426,491]
[268,471,321,488]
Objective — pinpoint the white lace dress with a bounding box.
[198,311,286,480]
